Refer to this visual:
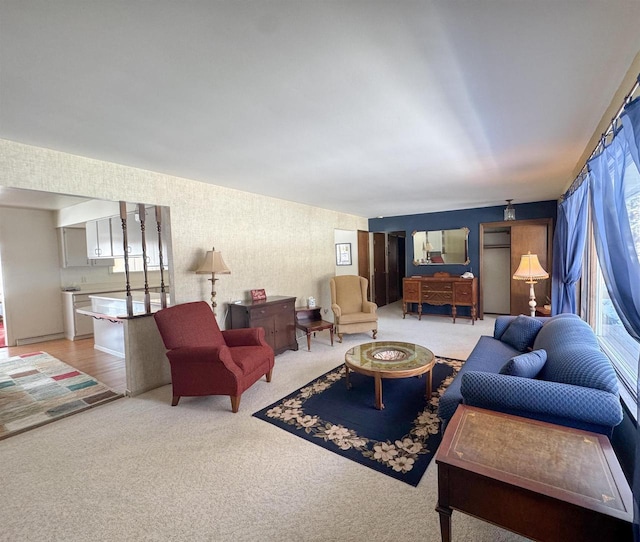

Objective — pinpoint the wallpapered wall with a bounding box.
[0,139,368,328]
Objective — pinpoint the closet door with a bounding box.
[510,220,552,316]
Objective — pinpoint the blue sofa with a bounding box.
[438,313,623,437]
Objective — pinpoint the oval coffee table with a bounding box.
[344,341,435,410]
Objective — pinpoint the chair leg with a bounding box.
[230,395,241,413]
[266,368,273,382]
[338,333,343,343]
[372,329,378,339]
[171,395,180,406]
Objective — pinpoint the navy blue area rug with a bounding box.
[253,356,463,486]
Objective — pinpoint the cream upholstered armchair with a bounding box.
[330,275,378,343]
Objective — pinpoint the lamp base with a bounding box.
[527,281,537,317]
[209,275,219,316]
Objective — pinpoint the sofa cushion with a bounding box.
[499,349,547,378]
[534,314,619,394]
[500,315,544,352]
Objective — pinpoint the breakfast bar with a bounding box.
[77,292,166,357]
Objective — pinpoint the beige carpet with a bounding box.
[0,302,527,541]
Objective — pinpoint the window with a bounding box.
[584,152,640,404]
[593,265,640,400]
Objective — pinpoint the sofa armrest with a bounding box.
[460,371,623,428]
[166,345,242,378]
[222,327,267,347]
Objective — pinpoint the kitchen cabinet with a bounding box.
[62,292,94,340]
[110,208,167,268]
[229,296,298,355]
[86,218,114,258]
[111,212,142,257]
[59,227,90,268]
[59,227,114,268]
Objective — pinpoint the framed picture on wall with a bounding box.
[336,243,352,266]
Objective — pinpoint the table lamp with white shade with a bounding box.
[512,252,549,316]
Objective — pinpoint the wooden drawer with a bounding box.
[422,282,453,294]
[248,304,282,319]
[455,282,473,302]
[423,290,453,303]
[403,281,420,301]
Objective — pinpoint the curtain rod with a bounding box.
[562,75,640,201]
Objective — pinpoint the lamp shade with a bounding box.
[425,242,434,251]
[513,252,548,281]
[196,248,231,275]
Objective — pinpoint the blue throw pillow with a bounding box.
[500,315,544,352]
[499,349,547,378]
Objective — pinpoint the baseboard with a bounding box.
[93,344,125,358]
[16,332,65,346]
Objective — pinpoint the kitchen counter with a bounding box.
[77,291,169,356]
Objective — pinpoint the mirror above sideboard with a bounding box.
[412,227,470,266]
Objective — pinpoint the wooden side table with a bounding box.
[536,305,552,316]
[435,406,632,542]
[295,307,334,351]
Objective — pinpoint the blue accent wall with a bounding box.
[369,200,557,316]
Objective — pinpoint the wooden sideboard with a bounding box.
[402,275,478,324]
[229,296,298,355]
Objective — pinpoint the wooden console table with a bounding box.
[229,296,298,355]
[435,406,633,542]
[402,275,477,324]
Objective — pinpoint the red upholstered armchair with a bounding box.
[154,301,274,412]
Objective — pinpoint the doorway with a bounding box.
[481,227,511,315]
[387,231,406,303]
[371,231,406,307]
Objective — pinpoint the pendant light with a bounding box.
[504,199,516,221]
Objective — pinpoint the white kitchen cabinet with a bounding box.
[59,227,114,267]
[62,292,94,340]
[59,227,90,268]
[86,218,113,258]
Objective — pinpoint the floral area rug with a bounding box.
[0,351,122,440]
[253,356,462,486]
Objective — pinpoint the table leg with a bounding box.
[426,368,433,399]
[345,365,351,389]
[374,374,384,410]
[452,305,457,324]
[329,326,334,346]
[435,505,452,542]
[306,332,311,351]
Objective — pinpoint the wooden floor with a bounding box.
[0,337,127,392]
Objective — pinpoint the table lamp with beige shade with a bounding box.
[512,252,549,317]
[196,247,231,316]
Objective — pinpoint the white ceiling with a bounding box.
[1,1,640,218]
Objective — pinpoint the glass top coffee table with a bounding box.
[344,341,435,410]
